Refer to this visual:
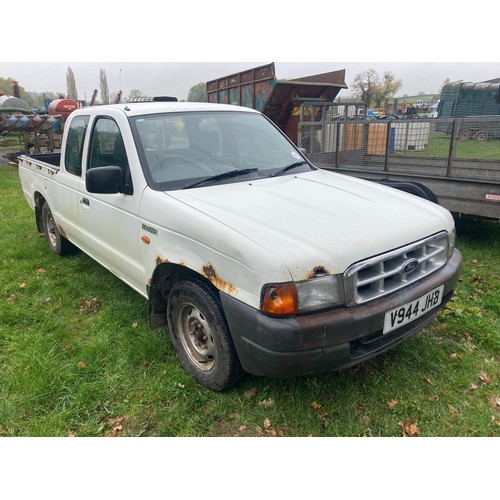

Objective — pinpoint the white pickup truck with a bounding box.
[18,100,462,391]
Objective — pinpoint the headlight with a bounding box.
[261,275,344,316]
[448,229,456,259]
[296,275,345,313]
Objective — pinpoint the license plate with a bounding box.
[383,286,444,334]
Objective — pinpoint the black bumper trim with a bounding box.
[220,250,462,378]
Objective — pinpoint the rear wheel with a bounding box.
[474,130,489,141]
[167,279,243,391]
[41,202,72,255]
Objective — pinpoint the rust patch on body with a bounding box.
[202,263,237,295]
[57,224,68,239]
[155,256,170,266]
[306,266,330,280]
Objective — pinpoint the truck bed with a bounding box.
[24,152,61,168]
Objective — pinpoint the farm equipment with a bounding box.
[0,94,78,153]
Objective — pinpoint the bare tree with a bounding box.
[126,89,145,101]
[66,67,78,101]
[351,69,380,106]
[100,68,110,104]
[351,69,402,107]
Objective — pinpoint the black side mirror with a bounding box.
[86,166,123,194]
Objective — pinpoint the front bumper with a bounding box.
[220,249,462,378]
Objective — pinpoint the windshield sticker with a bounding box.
[291,151,302,159]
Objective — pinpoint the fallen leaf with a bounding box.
[106,416,126,436]
[450,352,463,359]
[424,376,435,386]
[399,420,420,437]
[77,361,87,369]
[244,388,257,400]
[19,283,26,288]
[408,423,419,436]
[478,372,492,385]
[448,405,458,417]
[362,415,372,425]
[258,398,274,408]
[387,399,399,408]
[263,418,271,429]
[310,401,321,411]
[429,395,440,401]
[317,411,329,428]
[470,383,479,390]
[36,268,46,273]
[132,322,138,328]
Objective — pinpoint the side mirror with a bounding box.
[86,166,123,194]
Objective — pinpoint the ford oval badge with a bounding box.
[401,258,419,274]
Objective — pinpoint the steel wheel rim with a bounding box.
[45,211,57,248]
[177,302,215,371]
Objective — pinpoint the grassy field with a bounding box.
[395,133,500,161]
[0,162,499,438]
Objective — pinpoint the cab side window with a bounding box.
[64,116,89,176]
[88,117,133,194]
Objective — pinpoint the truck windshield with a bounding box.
[130,111,313,190]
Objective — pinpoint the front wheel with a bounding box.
[458,128,471,140]
[167,279,243,391]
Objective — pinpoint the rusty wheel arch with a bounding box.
[148,261,220,330]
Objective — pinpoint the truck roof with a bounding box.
[73,101,260,118]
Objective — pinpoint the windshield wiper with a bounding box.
[183,168,258,189]
[269,160,309,178]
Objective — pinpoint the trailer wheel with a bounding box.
[458,128,471,140]
[167,279,243,391]
[41,203,72,256]
[474,130,489,141]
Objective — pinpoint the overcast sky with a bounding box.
[2,61,500,103]
[3,2,498,103]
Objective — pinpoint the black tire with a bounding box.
[41,202,72,255]
[167,279,243,391]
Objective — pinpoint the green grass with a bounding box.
[1,163,499,437]
[394,133,500,161]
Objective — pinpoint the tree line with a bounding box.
[2,66,450,110]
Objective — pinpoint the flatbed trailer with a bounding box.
[298,109,500,220]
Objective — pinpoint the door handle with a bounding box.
[81,197,90,206]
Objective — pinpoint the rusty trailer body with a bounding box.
[206,62,347,144]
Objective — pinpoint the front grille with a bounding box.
[344,232,449,306]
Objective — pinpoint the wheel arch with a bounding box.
[148,261,220,330]
[375,179,439,204]
[34,191,48,233]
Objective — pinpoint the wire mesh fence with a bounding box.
[298,104,500,183]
